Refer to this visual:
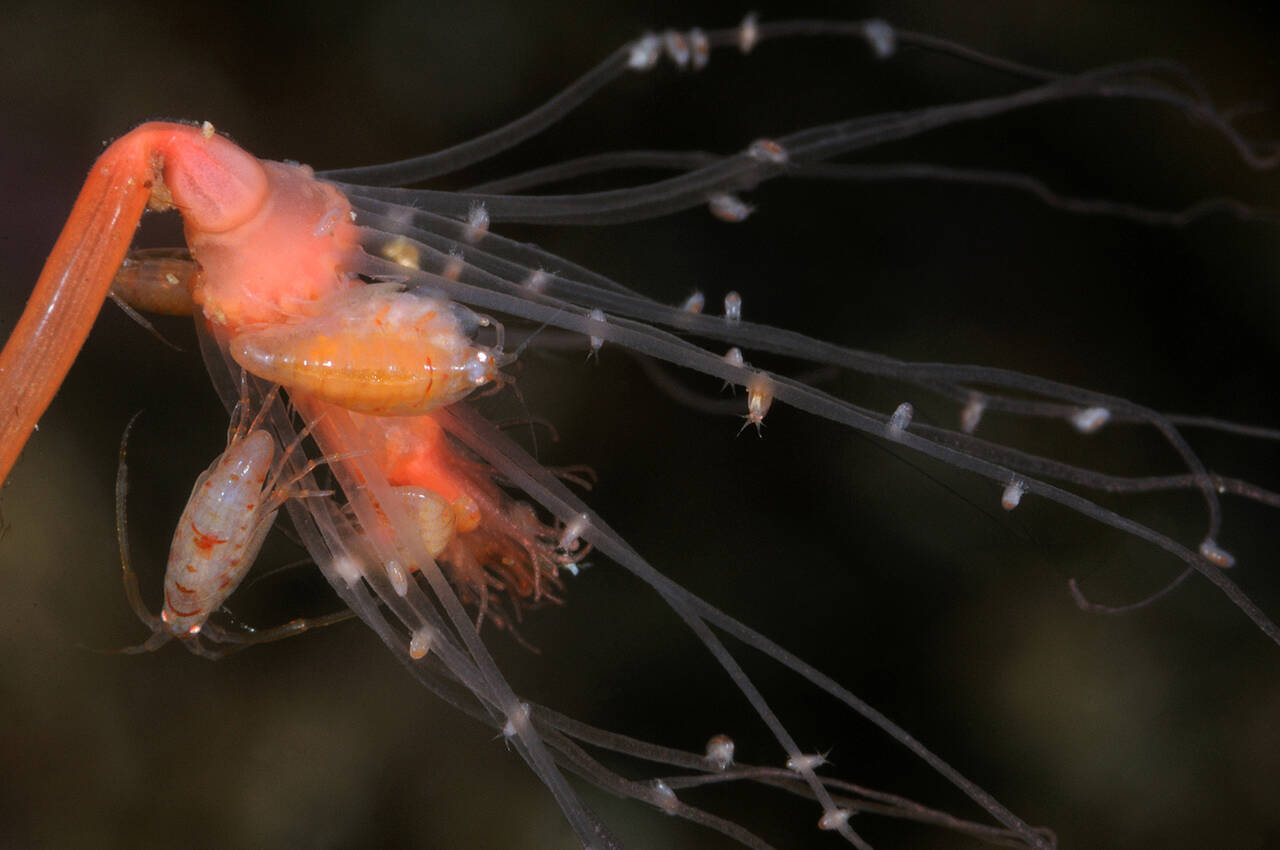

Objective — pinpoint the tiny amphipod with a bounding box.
[117,384,339,655]
[708,193,753,223]
[887,401,914,440]
[741,372,775,435]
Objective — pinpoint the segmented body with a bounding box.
[231,283,503,415]
[161,428,278,636]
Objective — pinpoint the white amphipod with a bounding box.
[887,401,914,440]
[160,427,283,635]
[116,388,342,656]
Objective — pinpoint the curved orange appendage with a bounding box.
[0,122,267,484]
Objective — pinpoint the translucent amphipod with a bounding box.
[114,387,344,657]
[158,428,279,637]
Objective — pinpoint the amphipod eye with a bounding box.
[230,284,500,415]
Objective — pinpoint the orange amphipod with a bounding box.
[230,283,506,416]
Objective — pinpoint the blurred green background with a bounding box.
[1,0,1278,847]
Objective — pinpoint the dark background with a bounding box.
[1,1,1279,848]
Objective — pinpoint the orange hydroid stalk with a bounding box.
[0,122,267,484]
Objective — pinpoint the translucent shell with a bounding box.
[162,430,278,636]
[230,284,501,415]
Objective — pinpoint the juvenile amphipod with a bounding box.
[887,401,914,439]
[688,27,710,69]
[1070,406,1111,433]
[522,268,551,293]
[1002,479,1028,511]
[680,291,706,314]
[738,12,759,53]
[723,291,743,323]
[463,201,490,243]
[627,33,662,70]
[786,753,827,773]
[862,19,897,59]
[662,30,691,68]
[705,734,735,771]
[407,626,434,660]
[742,372,775,434]
[231,283,506,416]
[709,193,753,223]
[651,780,680,815]
[382,237,422,269]
[819,808,853,831]
[960,396,986,434]
[440,249,466,281]
[503,702,531,740]
[747,138,788,164]
[1199,538,1236,568]
[586,308,607,356]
